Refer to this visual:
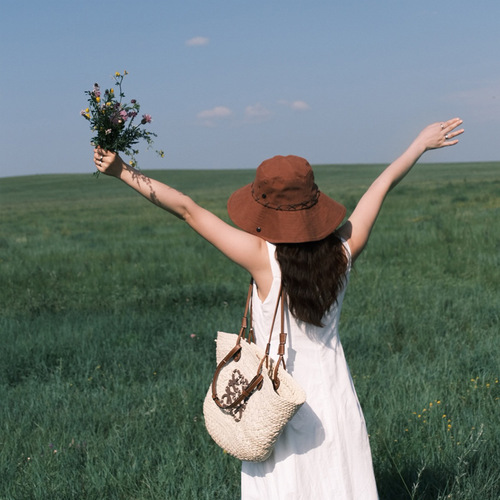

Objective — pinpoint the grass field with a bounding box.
[1,162,499,499]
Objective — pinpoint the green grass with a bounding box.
[1,162,499,499]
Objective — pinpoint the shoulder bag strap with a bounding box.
[211,278,286,409]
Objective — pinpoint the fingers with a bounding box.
[440,118,464,146]
[419,118,464,151]
[441,117,462,128]
[93,146,111,157]
[440,118,462,134]
[93,149,107,171]
[91,148,123,176]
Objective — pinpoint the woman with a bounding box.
[93,118,464,499]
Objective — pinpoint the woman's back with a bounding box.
[241,241,378,500]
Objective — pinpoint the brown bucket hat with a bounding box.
[227,155,346,243]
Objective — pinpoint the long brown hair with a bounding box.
[275,232,348,327]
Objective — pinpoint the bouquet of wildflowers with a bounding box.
[81,71,164,169]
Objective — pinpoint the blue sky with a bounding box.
[1,0,498,177]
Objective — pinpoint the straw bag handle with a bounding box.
[211,279,286,409]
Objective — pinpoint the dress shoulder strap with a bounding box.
[265,241,281,279]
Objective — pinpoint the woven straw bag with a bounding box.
[203,280,306,462]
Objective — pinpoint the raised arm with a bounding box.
[337,118,464,262]
[93,149,272,290]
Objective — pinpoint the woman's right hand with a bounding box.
[339,116,464,263]
[93,147,126,177]
[414,117,464,152]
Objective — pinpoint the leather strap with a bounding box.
[273,286,286,390]
[211,279,287,409]
[233,280,254,362]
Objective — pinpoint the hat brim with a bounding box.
[227,183,346,244]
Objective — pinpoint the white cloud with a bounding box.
[245,103,273,122]
[185,36,210,47]
[279,99,311,111]
[197,106,232,127]
[197,106,232,119]
[290,100,311,111]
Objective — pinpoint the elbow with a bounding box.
[178,195,198,222]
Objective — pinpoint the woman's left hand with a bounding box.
[93,147,126,177]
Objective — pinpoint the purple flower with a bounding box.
[128,111,138,118]
[141,114,152,124]
[93,84,101,98]
[131,99,137,104]
[111,109,128,125]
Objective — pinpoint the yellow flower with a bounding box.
[106,102,111,107]
[115,71,121,77]
[110,88,114,94]
[96,96,100,103]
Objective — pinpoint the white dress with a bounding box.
[241,241,378,499]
